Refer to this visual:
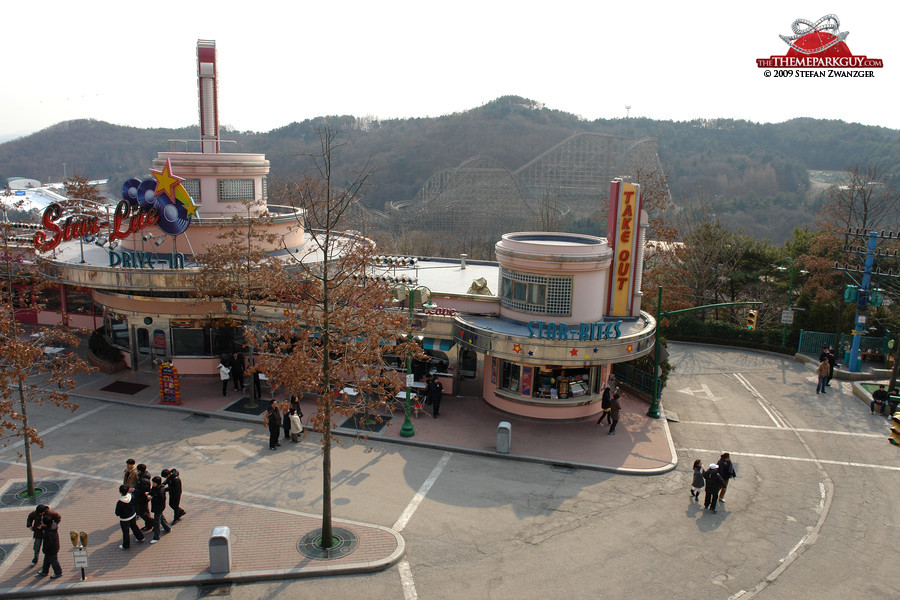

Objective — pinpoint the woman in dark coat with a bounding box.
[266,400,281,450]
[608,393,622,435]
[716,452,737,500]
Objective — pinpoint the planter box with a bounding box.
[87,349,127,374]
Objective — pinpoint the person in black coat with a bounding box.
[26,505,48,565]
[161,468,186,523]
[428,376,444,417]
[115,484,145,549]
[134,464,153,530]
[703,463,725,513]
[231,352,246,392]
[37,513,62,578]
[266,399,281,450]
[148,476,171,542]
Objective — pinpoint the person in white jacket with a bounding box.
[217,358,231,397]
[289,408,303,442]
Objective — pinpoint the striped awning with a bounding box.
[422,337,455,352]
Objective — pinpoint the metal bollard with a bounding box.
[209,526,232,574]
[497,421,511,454]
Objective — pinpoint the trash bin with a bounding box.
[209,526,232,574]
[497,421,511,454]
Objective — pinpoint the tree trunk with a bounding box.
[19,382,35,497]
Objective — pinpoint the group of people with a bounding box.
[266,396,304,450]
[816,346,837,393]
[117,458,187,550]
[25,504,63,579]
[596,375,621,434]
[690,452,737,514]
[870,384,900,417]
[217,352,247,397]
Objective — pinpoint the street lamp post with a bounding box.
[393,283,432,438]
[776,258,807,348]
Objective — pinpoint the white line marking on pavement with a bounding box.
[397,559,418,600]
[393,451,451,600]
[675,420,884,438]
[393,451,452,532]
[732,373,786,428]
[679,447,900,472]
[0,405,108,453]
[182,444,270,464]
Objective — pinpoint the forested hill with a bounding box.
[2,96,899,242]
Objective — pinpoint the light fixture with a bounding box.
[108,240,119,250]
[142,232,154,242]
[154,235,166,247]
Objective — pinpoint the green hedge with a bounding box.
[665,316,794,355]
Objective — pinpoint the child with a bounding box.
[690,459,705,500]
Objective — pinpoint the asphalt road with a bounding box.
[4,342,899,599]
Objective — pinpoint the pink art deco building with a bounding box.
[19,41,656,421]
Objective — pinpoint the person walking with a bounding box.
[289,408,303,442]
[148,476,171,543]
[217,357,231,397]
[608,392,622,435]
[162,468,186,523]
[716,452,737,501]
[825,348,837,386]
[25,505,48,566]
[690,459,705,501]
[134,464,154,531]
[429,375,444,417]
[266,399,281,451]
[282,405,292,441]
[816,356,830,394]
[37,512,63,579]
[123,458,139,489]
[596,388,612,424]
[115,484,145,549]
[703,463,725,513]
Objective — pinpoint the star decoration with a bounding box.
[569,348,578,356]
[513,344,521,354]
[150,158,185,201]
[283,309,291,316]
[593,348,599,353]
[627,344,633,353]
[528,351,534,356]
[173,185,200,217]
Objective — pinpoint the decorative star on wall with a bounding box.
[627,344,633,353]
[150,158,185,201]
[569,348,578,356]
[527,351,533,356]
[593,348,599,353]
[513,344,521,354]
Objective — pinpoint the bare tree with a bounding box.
[0,197,93,497]
[255,127,415,549]
[818,164,900,235]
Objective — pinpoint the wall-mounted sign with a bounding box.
[527,320,623,341]
[608,179,642,317]
[34,159,197,252]
[425,307,457,316]
[108,251,186,269]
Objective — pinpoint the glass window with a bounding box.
[499,268,571,316]
[211,326,244,356]
[38,285,62,312]
[218,179,255,203]
[172,329,207,356]
[182,179,201,203]
[65,286,93,314]
[500,361,521,392]
[108,313,130,350]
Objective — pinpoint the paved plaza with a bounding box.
[0,344,898,599]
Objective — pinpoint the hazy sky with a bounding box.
[2,1,897,141]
